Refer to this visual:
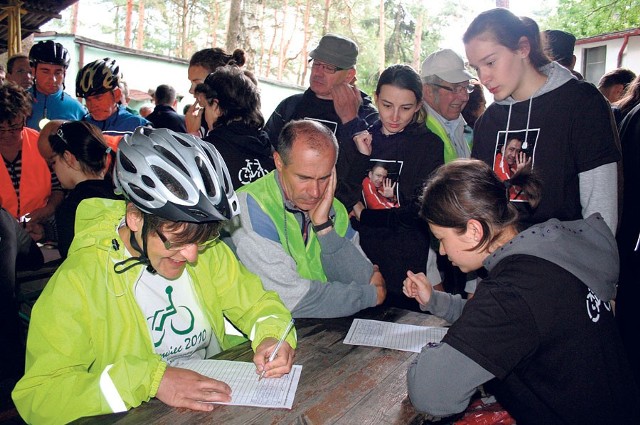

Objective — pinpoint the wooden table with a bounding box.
[74,306,449,424]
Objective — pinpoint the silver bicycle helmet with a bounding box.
[114,127,239,222]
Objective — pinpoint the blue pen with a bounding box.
[259,318,295,381]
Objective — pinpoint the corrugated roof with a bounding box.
[0,0,77,54]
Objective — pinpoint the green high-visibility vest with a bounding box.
[240,172,349,282]
[426,114,458,163]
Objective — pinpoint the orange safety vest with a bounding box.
[0,127,52,218]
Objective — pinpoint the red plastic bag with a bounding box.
[453,397,516,425]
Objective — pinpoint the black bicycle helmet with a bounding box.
[76,58,121,98]
[29,40,70,68]
[114,127,239,223]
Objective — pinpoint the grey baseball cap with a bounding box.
[309,34,358,69]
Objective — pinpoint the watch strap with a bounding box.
[312,218,334,233]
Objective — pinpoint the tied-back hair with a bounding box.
[420,159,541,251]
[48,121,115,176]
[463,8,550,69]
[377,64,427,124]
[194,65,264,129]
[189,47,246,71]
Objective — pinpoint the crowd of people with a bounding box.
[1,6,639,424]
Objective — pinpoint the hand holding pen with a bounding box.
[254,319,295,381]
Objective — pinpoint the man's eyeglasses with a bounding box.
[309,59,344,74]
[0,122,24,133]
[156,229,220,252]
[429,83,475,95]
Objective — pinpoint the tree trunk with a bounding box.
[227,0,243,52]
[378,0,385,75]
[322,0,330,35]
[258,1,267,76]
[211,1,220,47]
[277,0,289,80]
[266,8,279,78]
[114,5,121,45]
[413,11,423,72]
[181,0,188,58]
[125,0,133,48]
[299,0,311,86]
[137,0,145,50]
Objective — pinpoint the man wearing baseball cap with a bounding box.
[421,49,478,298]
[421,48,475,163]
[264,34,378,210]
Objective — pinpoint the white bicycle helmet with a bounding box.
[114,126,239,222]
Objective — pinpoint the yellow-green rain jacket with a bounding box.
[12,198,296,424]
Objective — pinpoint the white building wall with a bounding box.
[574,35,640,84]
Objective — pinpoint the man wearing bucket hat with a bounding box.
[264,34,378,210]
[421,49,475,163]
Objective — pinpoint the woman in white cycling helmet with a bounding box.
[13,127,297,424]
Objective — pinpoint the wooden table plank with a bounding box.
[72,307,449,425]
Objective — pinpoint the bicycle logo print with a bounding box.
[239,159,267,184]
[147,285,195,348]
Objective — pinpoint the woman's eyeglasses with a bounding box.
[156,229,220,252]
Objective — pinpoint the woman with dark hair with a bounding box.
[461,79,486,148]
[461,80,486,130]
[194,65,274,189]
[351,64,443,310]
[613,74,640,125]
[38,120,120,258]
[464,8,620,232]
[186,48,247,135]
[404,159,639,424]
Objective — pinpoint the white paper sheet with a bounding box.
[343,318,448,353]
[180,359,302,409]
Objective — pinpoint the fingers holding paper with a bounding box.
[254,337,295,379]
[156,366,232,411]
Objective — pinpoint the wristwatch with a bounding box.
[312,218,334,233]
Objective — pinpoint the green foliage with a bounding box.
[541,0,640,38]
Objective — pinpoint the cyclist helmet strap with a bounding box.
[113,216,158,275]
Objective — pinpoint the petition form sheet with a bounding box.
[181,359,302,409]
[344,318,448,352]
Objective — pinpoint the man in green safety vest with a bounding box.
[227,120,386,318]
[421,49,475,163]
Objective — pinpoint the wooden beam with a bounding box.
[21,7,61,20]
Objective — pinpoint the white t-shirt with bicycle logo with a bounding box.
[134,268,220,365]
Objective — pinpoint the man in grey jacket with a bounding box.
[227,120,386,318]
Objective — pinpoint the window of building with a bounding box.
[582,46,606,84]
